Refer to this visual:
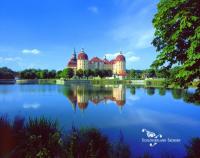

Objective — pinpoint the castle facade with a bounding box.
[67,49,126,77]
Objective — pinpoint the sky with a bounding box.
[0,0,159,71]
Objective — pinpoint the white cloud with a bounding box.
[104,51,140,63]
[109,1,157,50]
[23,103,40,109]
[88,6,99,14]
[104,52,119,59]
[134,30,154,49]
[0,57,22,61]
[22,49,40,55]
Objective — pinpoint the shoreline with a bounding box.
[0,78,198,89]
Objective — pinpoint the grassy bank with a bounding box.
[0,79,15,84]
[16,79,56,84]
[145,78,167,88]
[90,79,131,85]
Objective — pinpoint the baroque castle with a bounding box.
[67,48,127,77]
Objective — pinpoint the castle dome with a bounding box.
[78,49,88,60]
[90,57,102,63]
[116,54,125,62]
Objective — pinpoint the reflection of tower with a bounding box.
[113,85,126,110]
[62,84,77,112]
[77,85,89,111]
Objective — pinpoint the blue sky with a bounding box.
[0,0,159,70]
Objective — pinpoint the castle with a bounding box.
[67,48,127,77]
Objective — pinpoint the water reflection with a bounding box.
[59,84,200,112]
[128,85,200,105]
[60,84,126,111]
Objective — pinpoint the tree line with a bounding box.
[0,66,183,80]
[0,67,113,79]
[126,67,181,80]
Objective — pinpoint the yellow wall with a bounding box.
[113,61,126,75]
[77,60,88,70]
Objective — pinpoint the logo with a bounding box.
[141,128,181,147]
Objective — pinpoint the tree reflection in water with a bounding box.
[60,84,200,110]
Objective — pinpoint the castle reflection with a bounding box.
[60,84,126,111]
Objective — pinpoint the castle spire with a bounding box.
[119,48,123,54]
[72,48,77,60]
[81,48,84,52]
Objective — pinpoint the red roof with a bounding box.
[68,63,77,67]
[116,100,126,106]
[78,102,88,109]
[78,52,88,60]
[109,60,116,64]
[103,58,110,64]
[90,57,102,63]
[67,58,77,67]
[116,54,125,62]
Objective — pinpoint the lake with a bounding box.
[0,84,200,157]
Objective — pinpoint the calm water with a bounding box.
[0,84,200,157]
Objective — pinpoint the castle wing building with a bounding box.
[67,48,127,77]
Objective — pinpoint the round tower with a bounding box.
[114,52,126,75]
[77,48,89,70]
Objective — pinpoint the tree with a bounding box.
[146,69,156,78]
[48,70,56,78]
[56,70,63,78]
[152,0,200,92]
[185,138,200,158]
[128,69,136,79]
[0,67,15,79]
[66,68,74,79]
[76,69,83,78]
[84,70,90,79]
[19,69,37,79]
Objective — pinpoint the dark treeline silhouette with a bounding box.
[0,67,15,79]
[0,116,200,158]
[0,116,131,158]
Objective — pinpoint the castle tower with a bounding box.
[67,48,77,71]
[77,48,89,70]
[114,51,126,76]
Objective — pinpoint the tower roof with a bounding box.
[116,54,125,62]
[90,57,102,63]
[78,48,88,60]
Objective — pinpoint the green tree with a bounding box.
[185,138,200,158]
[128,69,136,79]
[66,68,74,79]
[76,69,84,78]
[48,70,56,78]
[152,0,200,92]
[0,67,15,79]
[60,69,67,78]
[84,69,90,79]
[56,70,63,78]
